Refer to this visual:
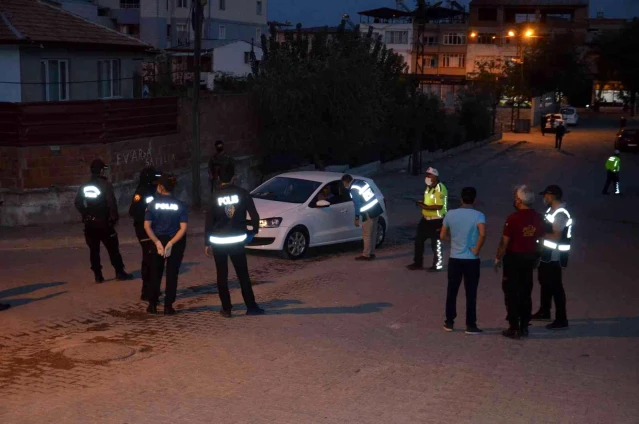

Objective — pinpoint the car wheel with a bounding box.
[375,217,387,248]
[283,226,309,260]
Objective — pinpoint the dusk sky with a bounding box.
[268,0,639,27]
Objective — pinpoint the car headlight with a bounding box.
[259,217,282,228]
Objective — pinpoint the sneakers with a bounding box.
[443,322,454,332]
[146,303,158,315]
[502,328,520,340]
[406,263,423,270]
[219,310,232,319]
[94,274,105,284]
[246,307,266,316]
[164,305,177,316]
[426,266,443,273]
[116,272,133,281]
[546,321,569,331]
[531,310,552,321]
[465,326,483,335]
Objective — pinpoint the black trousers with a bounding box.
[555,134,563,149]
[213,249,258,312]
[445,258,480,327]
[134,225,155,295]
[84,225,125,275]
[602,171,620,194]
[502,253,537,331]
[538,261,567,322]
[148,235,186,306]
[414,217,443,268]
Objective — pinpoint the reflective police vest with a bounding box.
[423,182,448,219]
[605,155,620,173]
[208,192,248,246]
[350,179,383,219]
[541,206,573,267]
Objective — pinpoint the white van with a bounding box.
[560,106,579,126]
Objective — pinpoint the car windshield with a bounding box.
[622,129,638,137]
[560,108,575,115]
[252,177,322,204]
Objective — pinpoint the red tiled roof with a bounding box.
[0,0,150,50]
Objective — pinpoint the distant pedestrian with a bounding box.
[494,185,545,340]
[144,174,188,315]
[407,167,448,272]
[620,116,627,130]
[540,115,547,136]
[555,122,566,150]
[440,187,486,335]
[602,150,621,195]
[549,114,556,131]
[74,159,132,283]
[342,174,384,261]
[208,140,235,193]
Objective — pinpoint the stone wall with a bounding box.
[0,94,261,226]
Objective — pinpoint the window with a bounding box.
[440,54,465,68]
[515,13,536,23]
[385,31,409,44]
[256,27,262,41]
[423,35,438,46]
[256,0,262,15]
[311,181,351,206]
[443,33,466,45]
[477,7,497,21]
[244,52,251,64]
[422,55,437,68]
[476,33,496,44]
[120,0,139,8]
[218,25,226,40]
[40,60,69,102]
[176,23,189,43]
[177,0,187,8]
[97,59,121,99]
[252,177,322,204]
[219,0,225,10]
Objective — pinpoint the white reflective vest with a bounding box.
[541,206,572,267]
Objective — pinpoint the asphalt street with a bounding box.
[0,116,638,423]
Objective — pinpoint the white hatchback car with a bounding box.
[560,106,579,126]
[247,171,389,259]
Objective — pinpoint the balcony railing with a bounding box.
[120,0,140,9]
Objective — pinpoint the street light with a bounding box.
[525,29,534,38]
[470,31,477,38]
[507,30,515,37]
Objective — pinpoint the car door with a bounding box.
[306,181,354,245]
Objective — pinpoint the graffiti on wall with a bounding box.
[115,147,177,168]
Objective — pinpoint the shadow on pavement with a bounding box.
[180,299,392,316]
[4,291,68,308]
[559,150,576,156]
[0,281,66,299]
[176,279,276,300]
[530,317,639,339]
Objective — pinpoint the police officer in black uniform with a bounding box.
[129,166,161,300]
[205,162,264,318]
[144,174,188,315]
[75,159,132,283]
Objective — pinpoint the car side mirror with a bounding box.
[316,200,330,208]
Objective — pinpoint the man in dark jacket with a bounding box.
[208,140,235,193]
[75,159,132,283]
[540,115,547,136]
[129,166,160,300]
[555,122,567,150]
[205,162,264,318]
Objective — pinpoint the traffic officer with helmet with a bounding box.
[205,162,264,318]
[532,185,572,330]
[408,167,448,272]
[144,173,188,315]
[129,166,161,301]
[74,159,132,283]
[341,174,384,261]
[602,150,621,195]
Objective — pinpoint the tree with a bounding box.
[595,19,639,115]
[466,59,511,134]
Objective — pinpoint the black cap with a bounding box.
[539,185,563,198]
[157,173,177,191]
[90,159,108,174]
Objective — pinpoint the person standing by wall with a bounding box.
[440,187,486,335]
[407,167,448,272]
[144,174,188,315]
[555,122,567,150]
[540,114,547,136]
[208,140,235,193]
[129,166,161,301]
[494,185,545,340]
[74,159,132,283]
[341,174,384,261]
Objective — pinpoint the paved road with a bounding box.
[1,117,638,423]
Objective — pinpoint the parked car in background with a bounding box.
[544,113,565,132]
[560,106,579,126]
[615,128,639,152]
[247,171,389,259]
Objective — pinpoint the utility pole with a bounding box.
[191,0,206,209]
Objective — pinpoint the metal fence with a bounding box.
[0,97,178,147]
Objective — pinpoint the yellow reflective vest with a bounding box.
[422,182,448,219]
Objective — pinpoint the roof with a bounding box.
[358,7,412,19]
[166,39,263,54]
[0,0,150,50]
[470,0,588,6]
[276,171,372,184]
[279,26,342,34]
